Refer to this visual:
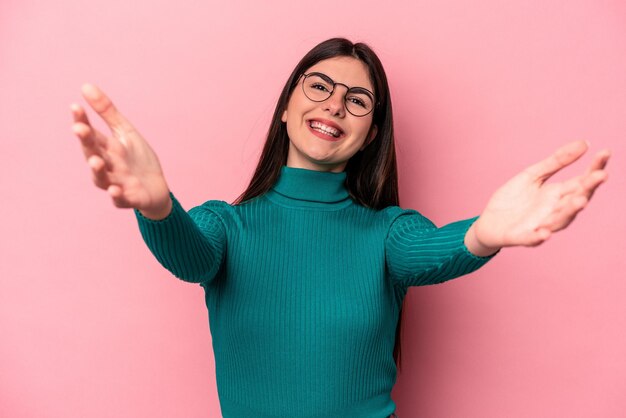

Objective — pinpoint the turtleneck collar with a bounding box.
[266,166,352,209]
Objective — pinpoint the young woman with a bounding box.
[70,38,609,418]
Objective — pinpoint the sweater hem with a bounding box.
[219,393,396,418]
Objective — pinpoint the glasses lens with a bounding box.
[345,88,374,117]
[303,74,333,102]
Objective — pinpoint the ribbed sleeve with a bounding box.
[385,211,495,287]
[134,194,226,284]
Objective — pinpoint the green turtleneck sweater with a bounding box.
[135,166,495,418]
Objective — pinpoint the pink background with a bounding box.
[1,0,625,417]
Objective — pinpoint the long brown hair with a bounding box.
[234,38,407,371]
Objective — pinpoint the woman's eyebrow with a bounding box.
[349,86,374,98]
[317,72,373,93]
[314,72,335,84]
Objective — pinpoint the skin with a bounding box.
[70,70,610,256]
[466,140,610,255]
[71,84,172,220]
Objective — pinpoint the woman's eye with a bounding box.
[311,83,330,92]
[347,96,366,108]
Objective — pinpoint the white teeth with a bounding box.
[310,121,341,137]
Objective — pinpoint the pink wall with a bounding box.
[1,0,625,417]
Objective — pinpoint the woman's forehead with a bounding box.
[305,57,373,91]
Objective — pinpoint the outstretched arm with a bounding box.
[465,141,610,256]
[71,84,226,284]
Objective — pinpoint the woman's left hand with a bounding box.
[465,140,610,257]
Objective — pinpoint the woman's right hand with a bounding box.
[71,84,172,220]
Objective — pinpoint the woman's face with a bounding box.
[281,56,377,173]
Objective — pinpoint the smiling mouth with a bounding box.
[308,120,344,138]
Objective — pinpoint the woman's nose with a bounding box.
[322,87,347,117]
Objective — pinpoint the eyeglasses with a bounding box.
[301,72,376,117]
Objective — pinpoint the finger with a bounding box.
[581,169,608,200]
[546,195,588,232]
[518,227,551,247]
[558,175,584,197]
[71,103,90,125]
[562,169,608,199]
[525,140,588,183]
[81,83,133,133]
[72,122,113,168]
[72,121,99,158]
[554,170,606,212]
[558,160,608,200]
[71,104,109,150]
[72,120,109,152]
[584,149,611,176]
[534,228,552,245]
[88,155,112,190]
[108,185,134,208]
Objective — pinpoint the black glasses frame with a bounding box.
[300,72,376,117]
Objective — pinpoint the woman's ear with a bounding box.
[360,125,378,151]
[281,109,288,123]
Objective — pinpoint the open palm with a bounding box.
[471,141,610,253]
[71,84,172,219]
